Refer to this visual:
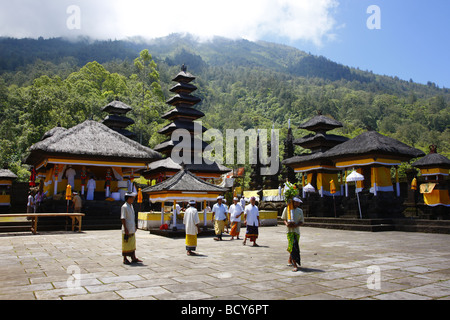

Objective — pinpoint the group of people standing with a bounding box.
[210,195,260,246]
[120,193,305,272]
[179,195,262,257]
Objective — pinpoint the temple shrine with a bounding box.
[0,169,18,211]
[142,65,230,182]
[412,145,450,216]
[24,118,161,209]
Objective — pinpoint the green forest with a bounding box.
[0,35,449,182]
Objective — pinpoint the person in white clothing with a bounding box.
[243,196,260,247]
[183,200,201,256]
[121,192,142,265]
[228,197,243,240]
[211,196,227,241]
[86,176,96,201]
[65,165,76,189]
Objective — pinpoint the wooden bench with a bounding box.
[0,213,85,234]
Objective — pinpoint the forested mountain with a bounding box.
[0,34,449,181]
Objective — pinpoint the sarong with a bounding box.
[186,234,197,251]
[287,232,301,266]
[122,233,136,257]
[230,221,241,237]
[245,225,258,241]
[214,220,225,235]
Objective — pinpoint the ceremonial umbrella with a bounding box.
[137,188,143,211]
[346,171,364,219]
[303,183,316,193]
[65,184,72,213]
[330,180,337,217]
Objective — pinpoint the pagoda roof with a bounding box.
[323,131,425,160]
[154,138,209,154]
[25,120,161,165]
[142,169,227,193]
[299,115,343,132]
[158,120,207,136]
[166,93,202,106]
[0,169,18,180]
[172,71,196,84]
[161,106,205,121]
[41,126,67,140]
[170,82,197,94]
[101,100,132,115]
[282,152,332,166]
[294,133,349,149]
[412,152,450,169]
[144,157,231,176]
[102,114,135,128]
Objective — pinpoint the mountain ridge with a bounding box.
[0,33,447,96]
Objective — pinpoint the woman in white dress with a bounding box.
[86,176,96,200]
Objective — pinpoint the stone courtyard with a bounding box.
[0,226,449,301]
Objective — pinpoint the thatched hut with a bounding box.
[283,113,349,197]
[0,169,18,208]
[412,145,450,208]
[319,130,425,218]
[141,168,227,232]
[24,120,161,201]
[324,130,425,195]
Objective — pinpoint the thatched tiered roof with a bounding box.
[299,114,343,132]
[25,120,161,165]
[101,100,133,115]
[0,169,18,180]
[142,169,227,193]
[101,100,136,140]
[144,65,230,179]
[324,131,425,160]
[412,145,450,169]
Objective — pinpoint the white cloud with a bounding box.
[0,0,339,46]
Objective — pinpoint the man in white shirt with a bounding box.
[228,197,243,240]
[211,196,227,241]
[183,200,200,256]
[243,196,260,246]
[121,192,142,265]
[65,165,76,189]
[86,176,96,201]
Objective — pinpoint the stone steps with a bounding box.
[302,217,395,232]
[294,217,450,234]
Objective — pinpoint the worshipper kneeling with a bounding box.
[121,192,143,265]
[281,197,304,272]
[183,200,201,256]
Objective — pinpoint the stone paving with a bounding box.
[0,226,450,300]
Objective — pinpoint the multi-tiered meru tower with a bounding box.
[143,65,230,182]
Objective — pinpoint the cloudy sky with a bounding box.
[0,0,448,87]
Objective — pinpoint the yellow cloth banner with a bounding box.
[263,189,280,197]
[420,168,449,176]
[317,173,340,192]
[424,189,450,206]
[371,167,392,188]
[420,183,436,194]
